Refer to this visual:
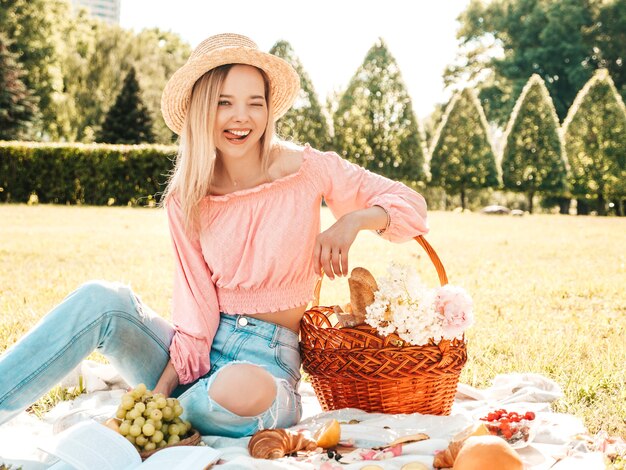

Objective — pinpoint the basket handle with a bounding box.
[311,235,448,307]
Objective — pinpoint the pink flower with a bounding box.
[434,284,474,339]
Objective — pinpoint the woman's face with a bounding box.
[215,64,269,159]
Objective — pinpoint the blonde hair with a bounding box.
[162,64,276,233]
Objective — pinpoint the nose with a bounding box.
[232,102,249,123]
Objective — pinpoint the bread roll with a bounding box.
[453,435,523,470]
[346,267,378,325]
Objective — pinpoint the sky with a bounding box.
[120,0,472,119]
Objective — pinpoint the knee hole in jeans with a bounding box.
[208,363,277,417]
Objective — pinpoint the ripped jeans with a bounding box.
[0,281,302,437]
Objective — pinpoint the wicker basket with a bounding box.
[300,235,467,415]
[139,428,201,460]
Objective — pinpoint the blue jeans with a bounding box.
[0,281,302,437]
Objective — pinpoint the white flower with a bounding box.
[364,263,473,346]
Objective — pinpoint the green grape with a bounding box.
[184,420,192,433]
[154,419,162,430]
[146,401,158,411]
[119,421,131,436]
[127,409,140,420]
[134,383,147,396]
[129,424,142,437]
[115,407,127,420]
[167,434,181,445]
[143,441,156,452]
[166,398,176,408]
[162,406,173,421]
[161,423,169,435]
[155,397,167,409]
[173,405,183,417]
[142,423,155,437]
[149,409,163,421]
[168,424,180,436]
[134,402,146,414]
[135,435,148,447]
[158,440,167,448]
[145,418,155,428]
[126,435,136,445]
[151,430,164,444]
[121,395,134,410]
[133,417,146,428]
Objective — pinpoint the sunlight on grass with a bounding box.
[0,204,625,437]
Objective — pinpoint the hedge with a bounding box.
[0,141,177,205]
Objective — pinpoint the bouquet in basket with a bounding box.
[363,263,474,346]
[332,262,474,346]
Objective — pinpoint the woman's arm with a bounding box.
[314,206,389,279]
[153,360,180,397]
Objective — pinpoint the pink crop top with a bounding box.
[166,144,429,383]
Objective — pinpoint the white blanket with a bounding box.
[0,361,606,469]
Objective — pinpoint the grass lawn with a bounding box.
[0,204,625,437]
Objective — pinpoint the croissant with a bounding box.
[248,429,318,459]
[432,439,464,468]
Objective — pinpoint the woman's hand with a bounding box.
[313,213,360,279]
[313,206,389,280]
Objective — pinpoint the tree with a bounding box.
[429,88,499,210]
[97,67,155,144]
[333,39,426,182]
[0,0,71,139]
[562,69,626,216]
[269,40,331,150]
[446,0,625,126]
[0,33,38,140]
[501,74,567,213]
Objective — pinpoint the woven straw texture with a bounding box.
[161,33,300,135]
[139,428,201,461]
[300,236,467,415]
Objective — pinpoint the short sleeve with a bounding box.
[166,194,220,384]
[313,149,429,242]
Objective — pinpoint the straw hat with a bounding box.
[161,33,300,135]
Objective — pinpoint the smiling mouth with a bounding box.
[224,129,251,142]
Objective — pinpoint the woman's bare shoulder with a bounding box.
[269,141,307,178]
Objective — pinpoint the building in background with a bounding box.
[71,0,121,24]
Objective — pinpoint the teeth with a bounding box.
[228,130,250,137]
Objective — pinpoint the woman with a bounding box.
[0,33,428,437]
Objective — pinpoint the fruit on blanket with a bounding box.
[432,424,491,468]
[248,428,318,459]
[453,435,523,470]
[314,419,341,448]
[480,408,536,447]
[109,383,193,453]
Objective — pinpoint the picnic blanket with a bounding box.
[0,360,612,469]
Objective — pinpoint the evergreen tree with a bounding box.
[430,88,499,210]
[269,40,331,149]
[0,0,71,139]
[446,0,625,126]
[333,38,426,182]
[562,69,626,216]
[501,74,568,213]
[97,67,155,144]
[0,33,38,140]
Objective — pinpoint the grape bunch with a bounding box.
[111,383,193,453]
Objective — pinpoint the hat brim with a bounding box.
[161,47,300,135]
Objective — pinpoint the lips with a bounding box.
[224,129,251,144]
